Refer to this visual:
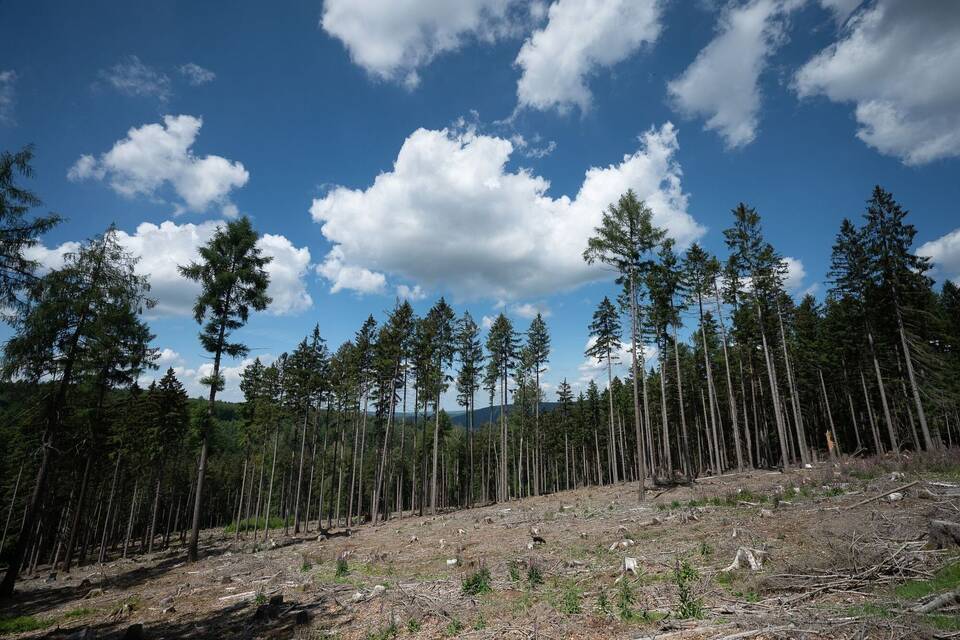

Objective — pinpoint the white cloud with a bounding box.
[481,315,495,330]
[510,301,551,319]
[167,354,276,401]
[156,348,185,367]
[310,122,703,300]
[317,246,387,295]
[794,2,960,165]
[321,0,525,86]
[668,0,799,148]
[397,284,427,301]
[29,220,312,317]
[23,241,82,271]
[179,62,216,85]
[98,55,171,100]
[918,228,960,284]
[0,70,16,125]
[577,335,657,388]
[782,255,806,292]
[818,0,861,24]
[67,115,249,213]
[515,0,662,112]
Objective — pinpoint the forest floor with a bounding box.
[2,451,960,640]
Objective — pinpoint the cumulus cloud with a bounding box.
[918,228,960,284]
[577,335,657,388]
[511,301,551,319]
[515,0,662,112]
[67,115,249,213]
[0,70,17,125]
[321,0,526,87]
[311,122,703,300]
[794,2,960,165]
[28,220,312,317]
[397,284,427,301]
[179,62,216,85]
[98,55,171,100]
[668,0,799,148]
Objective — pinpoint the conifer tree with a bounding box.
[179,217,271,561]
[584,190,666,500]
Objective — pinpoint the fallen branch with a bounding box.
[843,481,918,510]
[913,588,960,614]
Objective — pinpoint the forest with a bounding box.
[1,142,959,603]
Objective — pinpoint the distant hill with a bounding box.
[448,402,558,428]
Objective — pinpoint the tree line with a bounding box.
[0,147,958,597]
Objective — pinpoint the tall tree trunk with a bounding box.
[629,273,646,500]
[895,309,935,449]
[293,400,310,534]
[713,280,744,470]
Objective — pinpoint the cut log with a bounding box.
[912,588,960,613]
[928,520,960,549]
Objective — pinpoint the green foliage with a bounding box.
[617,579,636,620]
[224,516,287,533]
[473,611,487,630]
[559,581,583,614]
[444,619,463,636]
[673,558,703,619]
[335,557,350,578]
[461,567,492,595]
[0,615,54,633]
[595,587,612,618]
[526,562,544,588]
[406,619,421,633]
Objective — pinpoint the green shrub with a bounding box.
[336,557,350,578]
[527,562,543,588]
[462,567,492,595]
[674,558,703,619]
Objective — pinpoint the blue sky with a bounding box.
[1,0,958,404]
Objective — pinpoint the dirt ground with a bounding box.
[3,452,960,640]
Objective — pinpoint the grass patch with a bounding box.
[335,557,350,578]
[894,563,960,600]
[225,515,288,533]
[558,581,582,614]
[0,615,54,633]
[63,607,94,619]
[926,614,960,631]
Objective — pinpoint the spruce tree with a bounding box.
[584,189,666,500]
[179,216,271,561]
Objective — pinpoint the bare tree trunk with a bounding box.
[1,464,23,557]
[234,458,247,542]
[713,280,744,470]
[896,310,935,449]
[263,426,279,540]
[122,479,139,559]
[629,273,646,500]
[293,401,310,534]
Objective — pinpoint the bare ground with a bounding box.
[3,452,960,640]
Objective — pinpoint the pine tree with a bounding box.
[584,189,666,500]
[586,297,622,484]
[455,311,483,505]
[525,314,550,495]
[179,216,271,561]
[0,146,61,317]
